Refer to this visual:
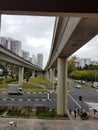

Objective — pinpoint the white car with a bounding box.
[75,85,82,89]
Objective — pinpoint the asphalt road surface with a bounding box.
[0,83,98,111]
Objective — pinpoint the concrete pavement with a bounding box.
[0,117,98,130]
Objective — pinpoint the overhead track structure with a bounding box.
[0,44,42,71]
[45,17,98,70]
[0,0,98,16]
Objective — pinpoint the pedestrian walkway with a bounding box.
[0,117,98,130]
[87,111,98,120]
[67,110,81,120]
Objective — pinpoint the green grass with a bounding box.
[31,110,36,116]
[67,86,73,91]
[82,85,97,91]
[0,89,7,92]
[22,83,42,89]
[0,83,7,88]
[76,82,97,91]
[37,111,57,117]
[29,77,51,89]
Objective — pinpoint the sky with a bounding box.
[1,15,98,68]
[1,15,55,68]
[72,34,98,61]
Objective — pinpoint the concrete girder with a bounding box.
[0,0,98,17]
[46,17,98,70]
[0,45,42,71]
[46,17,81,69]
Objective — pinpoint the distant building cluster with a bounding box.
[75,57,98,68]
[0,36,43,69]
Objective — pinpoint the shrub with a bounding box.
[0,105,7,115]
[4,78,17,83]
[36,106,49,115]
[7,106,32,116]
[80,111,89,120]
[36,107,57,117]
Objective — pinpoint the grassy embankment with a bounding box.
[0,77,73,92]
[22,77,51,93]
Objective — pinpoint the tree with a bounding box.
[68,56,77,75]
[0,61,8,78]
[69,69,98,82]
[24,67,32,82]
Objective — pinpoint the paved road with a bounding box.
[0,92,57,109]
[0,83,98,111]
[68,81,98,110]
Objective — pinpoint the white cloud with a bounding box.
[26,37,51,48]
[73,35,98,61]
[2,14,98,68]
[1,15,55,68]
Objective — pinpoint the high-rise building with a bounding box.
[75,57,92,68]
[0,37,22,56]
[10,40,22,56]
[37,53,43,68]
[32,54,37,65]
[22,50,30,61]
[91,61,98,66]
[0,37,8,48]
[29,57,32,63]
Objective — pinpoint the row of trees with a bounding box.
[68,56,98,82]
[1,56,98,82]
[69,70,98,82]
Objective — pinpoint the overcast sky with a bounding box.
[72,34,98,61]
[1,15,55,68]
[1,15,98,68]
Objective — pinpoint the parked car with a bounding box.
[75,84,82,89]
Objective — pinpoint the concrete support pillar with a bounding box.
[18,66,24,86]
[57,58,68,116]
[45,71,49,80]
[47,71,50,80]
[50,68,54,90]
[46,70,50,80]
[38,71,42,77]
[45,71,47,79]
[32,70,35,78]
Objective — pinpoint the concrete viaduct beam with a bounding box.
[46,17,98,70]
[0,45,42,71]
[0,0,98,17]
